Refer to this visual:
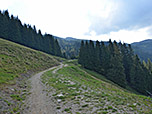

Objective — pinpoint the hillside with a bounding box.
[0,10,62,57]
[132,39,152,61]
[0,38,60,113]
[56,37,81,59]
[56,37,152,61]
[0,38,152,113]
[78,40,152,95]
[41,60,152,113]
[0,38,60,84]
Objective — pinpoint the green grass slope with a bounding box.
[42,61,152,114]
[0,38,59,84]
[0,38,62,113]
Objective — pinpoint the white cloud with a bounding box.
[108,27,151,43]
[0,0,152,43]
[9,0,91,37]
[82,27,151,43]
[0,0,14,10]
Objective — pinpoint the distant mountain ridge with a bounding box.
[55,36,152,61]
[132,39,152,61]
[54,37,81,59]
[65,37,82,41]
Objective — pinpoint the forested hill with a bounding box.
[78,40,152,95]
[132,39,152,61]
[56,37,152,61]
[55,37,82,59]
[0,10,62,57]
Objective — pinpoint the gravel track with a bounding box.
[23,64,63,114]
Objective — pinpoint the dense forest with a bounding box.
[55,37,152,61]
[78,40,152,95]
[0,10,62,56]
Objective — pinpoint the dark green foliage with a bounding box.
[106,41,127,88]
[78,40,152,95]
[56,36,152,62]
[142,59,152,94]
[78,41,85,65]
[0,10,62,57]
[56,36,152,61]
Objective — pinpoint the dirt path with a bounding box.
[52,63,64,74]
[23,64,63,114]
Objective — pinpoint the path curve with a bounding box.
[23,64,63,114]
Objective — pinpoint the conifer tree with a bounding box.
[54,39,62,56]
[129,55,146,93]
[106,41,126,87]
[87,40,94,68]
[100,41,110,75]
[78,39,152,94]
[78,41,85,65]
[0,10,62,57]
[83,41,90,68]
[94,41,101,72]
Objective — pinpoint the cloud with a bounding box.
[1,0,152,43]
[81,27,152,44]
[0,0,14,10]
[88,0,152,35]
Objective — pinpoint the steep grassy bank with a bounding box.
[42,61,152,114]
[0,38,59,84]
[0,38,60,113]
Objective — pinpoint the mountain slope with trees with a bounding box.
[56,37,152,61]
[132,39,152,61]
[56,37,82,59]
[0,39,151,113]
[0,10,62,57]
[78,40,152,95]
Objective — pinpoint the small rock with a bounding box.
[11,88,15,91]
[57,99,62,102]
[57,93,63,97]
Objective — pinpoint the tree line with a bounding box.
[78,40,152,95]
[0,10,62,56]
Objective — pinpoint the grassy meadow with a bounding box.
[42,61,152,114]
[0,38,59,84]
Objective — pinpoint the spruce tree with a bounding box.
[54,39,62,56]
[87,40,95,70]
[78,39,152,95]
[84,41,89,68]
[0,10,62,57]
[130,55,146,94]
[94,41,101,72]
[78,41,85,65]
[106,41,126,87]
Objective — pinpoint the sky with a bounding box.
[0,0,152,43]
